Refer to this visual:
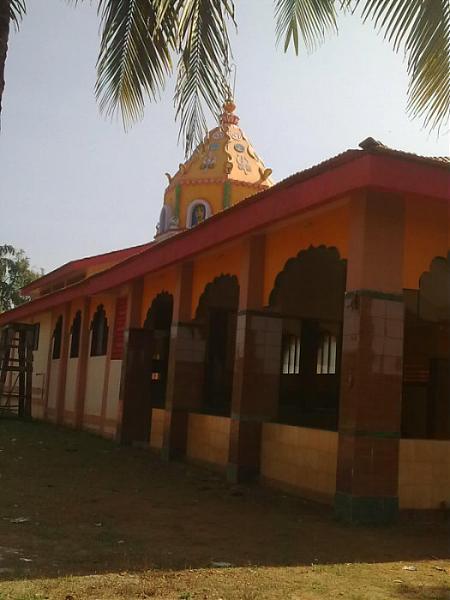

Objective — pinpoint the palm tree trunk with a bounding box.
[0,0,11,128]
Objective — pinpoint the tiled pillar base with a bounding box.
[162,322,205,461]
[335,492,399,525]
[335,291,404,525]
[227,310,282,483]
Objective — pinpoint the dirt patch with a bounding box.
[0,420,449,599]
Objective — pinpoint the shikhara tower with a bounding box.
[156,100,273,239]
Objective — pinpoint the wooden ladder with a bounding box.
[0,323,34,418]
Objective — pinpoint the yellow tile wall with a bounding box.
[261,423,338,504]
[186,413,231,468]
[399,439,450,509]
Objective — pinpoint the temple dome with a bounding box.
[155,100,274,239]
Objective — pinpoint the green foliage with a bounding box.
[10,0,26,30]
[6,1,450,152]
[0,244,42,313]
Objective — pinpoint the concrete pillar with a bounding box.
[162,262,206,460]
[116,278,144,441]
[227,235,282,483]
[335,191,405,525]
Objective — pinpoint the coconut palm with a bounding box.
[1,1,449,153]
[0,0,24,126]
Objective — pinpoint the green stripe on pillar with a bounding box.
[223,181,231,209]
[175,185,181,219]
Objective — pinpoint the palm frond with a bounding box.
[95,0,176,127]
[175,0,235,156]
[359,0,450,132]
[10,0,26,30]
[274,0,338,54]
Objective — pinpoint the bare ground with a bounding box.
[0,420,449,599]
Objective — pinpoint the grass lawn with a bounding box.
[0,420,449,600]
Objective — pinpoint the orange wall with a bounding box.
[141,268,177,326]
[403,196,449,289]
[263,201,350,304]
[191,243,243,317]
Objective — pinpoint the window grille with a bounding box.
[282,334,301,374]
[316,331,337,374]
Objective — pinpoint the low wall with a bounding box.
[186,413,231,469]
[83,356,107,432]
[261,423,338,504]
[103,360,122,438]
[399,439,450,509]
[150,408,165,449]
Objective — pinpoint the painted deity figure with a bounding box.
[191,203,206,227]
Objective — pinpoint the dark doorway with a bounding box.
[144,292,174,408]
[402,255,450,439]
[196,275,239,416]
[269,245,347,430]
[120,328,154,444]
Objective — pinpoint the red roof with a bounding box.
[1,142,448,327]
[21,241,154,295]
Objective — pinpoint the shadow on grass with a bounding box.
[0,419,449,584]
[397,584,450,599]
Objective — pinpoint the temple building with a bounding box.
[1,101,449,525]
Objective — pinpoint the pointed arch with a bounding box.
[269,245,347,321]
[52,315,63,360]
[90,305,109,357]
[69,310,82,358]
[144,291,174,330]
[195,274,239,321]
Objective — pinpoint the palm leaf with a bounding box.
[359,0,450,132]
[174,0,235,155]
[274,0,339,54]
[10,0,26,30]
[95,0,176,126]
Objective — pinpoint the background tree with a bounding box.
[0,244,42,313]
[1,0,449,153]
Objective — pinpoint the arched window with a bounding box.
[90,305,109,357]
[52,316,63,359]
[187,200,211,228]
[69,311,82,358]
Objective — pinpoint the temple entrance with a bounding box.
[144,292,173,408]
[269,246,347,430]
[196,275,239,415]
[402,255,450,439]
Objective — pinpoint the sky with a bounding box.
[1,0,449,273]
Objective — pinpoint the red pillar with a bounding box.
[162,262,205,460]
[335,191,405,524]
[227,235,282,482]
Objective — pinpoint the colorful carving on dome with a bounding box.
[237,155,251,174]
[201,154,216,169]
[157,98,274,240]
